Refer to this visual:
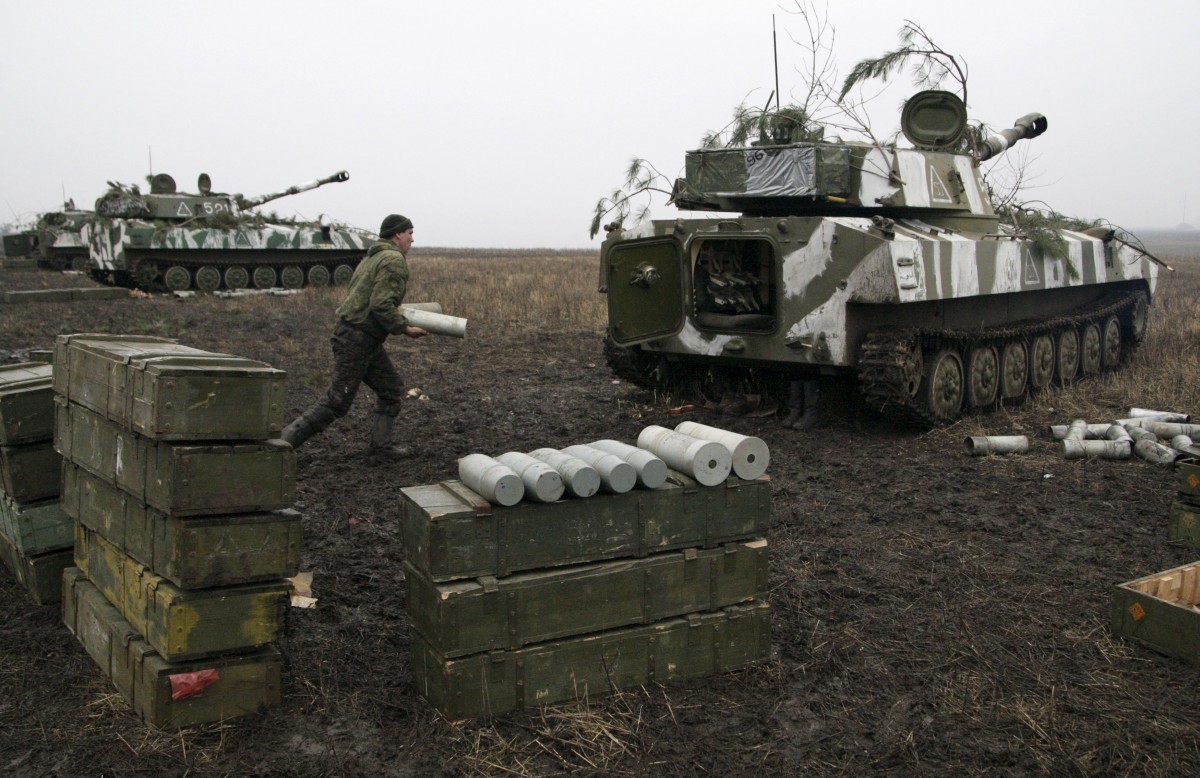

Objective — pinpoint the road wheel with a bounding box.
[280,266,304,289]
[163,265,191,292]
[1055,328,1080,385]
[1080,322,1102,375]
[921,348,964,423]
[253,266,277,289]
[1029,334,1055,391]
[1000,341,1028,400]
[966,345,999,409]
[1128,293,1149,343]
[1102,316,1122,368]
[307,265,331,287]
[333,264,354,285]
[224,266,249,289]
[195,266,222,293]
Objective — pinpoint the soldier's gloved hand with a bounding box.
[404,326,428,338]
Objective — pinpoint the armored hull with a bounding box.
[83,170,369,291]
[600,95,1158,425]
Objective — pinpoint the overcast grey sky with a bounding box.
[2,1,1197,247]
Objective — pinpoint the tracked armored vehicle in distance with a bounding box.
[600,91,1160,426]
[35,203,93,270]
[84,170,371,291]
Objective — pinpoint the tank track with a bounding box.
[103,251,364,292]
[857,289,1147,427]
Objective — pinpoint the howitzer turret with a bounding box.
[84,169,370,293]
[236,170,350,210]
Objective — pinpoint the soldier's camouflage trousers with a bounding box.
[280,320,405,448]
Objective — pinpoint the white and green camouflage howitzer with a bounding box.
[34,205,92,270]
[601,90,1163,426]
[83,169,373,292]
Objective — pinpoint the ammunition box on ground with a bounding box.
[53,333,285,440]
[1177,460,1200,501]
[0,441,61,503]
[1169,500,1200,550]
[63,568,282,729]
[53,333,177,397]
[1111,560,1200,662]
[400,474,771,582]
[2,289,74,303]
[56,399,295,516]
[407,539,769,657]
[412,600,771,719]
[0,494,72,555]
[0,362,54,445]
[75,525,289,662]
[0,530,73,604]
[62,464,301,589]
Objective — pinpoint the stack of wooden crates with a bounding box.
[400,467,773,718]
[53,333,300,728]
[0,361,74,603]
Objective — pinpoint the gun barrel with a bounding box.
[977,113,1048,162]
[239,170,350,209]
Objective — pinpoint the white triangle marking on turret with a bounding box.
[928,168,953,204]
[176,202,193,217]
[1023,252,1041,285]
[236,231,252,247]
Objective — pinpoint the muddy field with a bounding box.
[1,259,1198,776]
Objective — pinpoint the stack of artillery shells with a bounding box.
[0,362,74,604]
[53,333,298,729]
[404,423,773,718]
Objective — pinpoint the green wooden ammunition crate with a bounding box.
[1111,560,1200,663]
[56,400,295,516]
[0,362,54,445]
[0,493,72,555]
[0,441,61,503]
[53,333,180,399]
[1177,460,1200,501]
[401,475,771,582]
[0,530,72,604]
[1169,500,1200,550]
[407,539,769,657]
[52,333,284,440]
[62,464,301,588]
[63,569,282,729]
[75,525,289,662]
[413,600,771,719]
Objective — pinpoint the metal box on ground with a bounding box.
[0,441,61,503]
[412,600,771,719]
[401,474,771,582]
[0,493,72,555]
[0,530,73,604]
[63,568,282,729]
[1177,459,1200,501]
[62,464,301,589]
[1111,560,1200,662]
[406,539,769,657]
[0,362,54,445]
[53,334,285,440]
[75,525,289,662]
[56,399,295,516]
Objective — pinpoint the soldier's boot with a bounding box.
[280,406,336,449]
[781,382,804,429]
[782,381,820,430]
[368,413,412,459]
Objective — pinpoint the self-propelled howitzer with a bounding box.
[600,91,1159,426]
[85,170,371,292]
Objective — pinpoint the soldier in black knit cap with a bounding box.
[280,214,427,456]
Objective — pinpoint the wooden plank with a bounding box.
[401,474,772,582]
[75,525,289,662]
[407,539,769,657]
[63,463,300,589]
[412,601,771,719]
[66,571,281,729]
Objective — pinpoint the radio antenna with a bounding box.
[772,15,780,111]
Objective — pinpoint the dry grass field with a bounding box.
[1,235,1200,776]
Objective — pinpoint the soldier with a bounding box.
[280,213,427,456]
[782,378,820,430]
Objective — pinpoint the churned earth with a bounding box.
[0,264,1196,776]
